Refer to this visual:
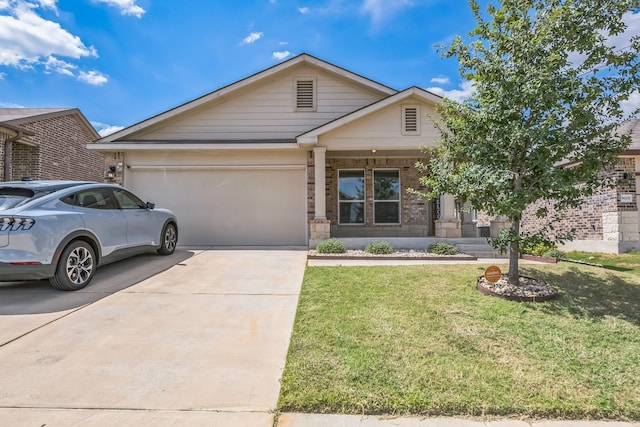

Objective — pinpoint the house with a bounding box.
[90,54,461,247]
[89,53,640,252]
[0,108,104,182]
[517,119,640,254]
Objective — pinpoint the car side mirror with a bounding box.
[145,202,155,210]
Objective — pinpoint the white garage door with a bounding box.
[127,167,307,246]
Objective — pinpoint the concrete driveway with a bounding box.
[0,249,307,426]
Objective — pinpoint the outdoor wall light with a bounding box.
[371,149,377,154]
[105,165,116,181]
[623,172,635,185]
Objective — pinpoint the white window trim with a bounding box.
[294,77,317,112]
[338,169,365,225]
[373,168,401,225]
[401,104,421,136]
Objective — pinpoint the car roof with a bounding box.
[0,180,99,192]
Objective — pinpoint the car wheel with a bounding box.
[157,223,177,255]
[49,241,96,291]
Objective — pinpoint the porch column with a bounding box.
[314,146,327,220]
[310,146,330,244]
[435,194,461,238]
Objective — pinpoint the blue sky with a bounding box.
[0,0,638,136]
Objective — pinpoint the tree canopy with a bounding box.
[417,0,640,284]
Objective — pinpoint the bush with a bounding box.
[316,238,346,254]
[365,240,394,255]
[543,249,565,259]
[427,242,458,255]
[521,240,557,256]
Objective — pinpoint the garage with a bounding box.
[126,165,308,247]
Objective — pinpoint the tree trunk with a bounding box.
[508,217,520,285]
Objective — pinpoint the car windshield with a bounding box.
[0,188,36,210]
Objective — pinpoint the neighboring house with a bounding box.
[0,108,104,183]
[89,53,640,252]
[518,119,640,254]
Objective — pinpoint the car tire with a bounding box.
[157,223,177,255]
[49,240,96,291]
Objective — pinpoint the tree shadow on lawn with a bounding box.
[521,266,640,326]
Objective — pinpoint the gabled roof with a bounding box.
[621,119,640,154]
[0,108,100,140]
[98,53,398,143]
[296,86,443,145]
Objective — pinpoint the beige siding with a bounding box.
[133,65,386,141]
[321,100,441,151]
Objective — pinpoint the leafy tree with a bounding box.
[416,0,640,285]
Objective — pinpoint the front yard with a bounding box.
[278,261,640,420]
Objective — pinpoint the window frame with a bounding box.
[337,169,366,225]
[373,168,401,225]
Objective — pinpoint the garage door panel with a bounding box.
[128,169,307,246]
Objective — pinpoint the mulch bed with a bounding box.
[477,274,559,302]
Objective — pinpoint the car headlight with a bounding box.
[0,217,36,231]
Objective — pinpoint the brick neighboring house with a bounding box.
[474,119,640,253]
[0,108,104,182]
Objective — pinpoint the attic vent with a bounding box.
[402,104,421,135]
[295,78,316,111]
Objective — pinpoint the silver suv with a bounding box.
[0,180,178,290]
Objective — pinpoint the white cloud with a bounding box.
[0,1,114,84]
[427,80,475,103]
[241,31,263,45]
[93,0,145,18]
[430,76,450,85]
[44,55,76,75]
[0,72,5,80]
[298,6,309,14]
[272,51,291,60]
[362,0,413,26]
[93,122,124,136]
[0,101,26,107]
[621,90,640,118]
[0,1,97,68]
[78,70,108,85]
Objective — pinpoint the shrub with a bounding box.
[427,242,458,255]
[316,238,347,254]
[365,240,394,255]
[521,240,557,256]
[543,249,565,259]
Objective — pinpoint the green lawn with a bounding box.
[278,261,640,420]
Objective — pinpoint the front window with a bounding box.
[114,189,146,209]
[338,170,365,224]
[374,169,400,224]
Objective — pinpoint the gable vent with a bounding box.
[404,107,418,132]
[296,80,315,109]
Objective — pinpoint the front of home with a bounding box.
[91,54,464,247]
[90,54,640,252]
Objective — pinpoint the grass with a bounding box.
[278,261,640,420]
[564,250,640,275]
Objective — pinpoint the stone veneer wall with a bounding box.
[307,154,432,237]
[8,114,104,182]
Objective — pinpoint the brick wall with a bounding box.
[307,154,433,237]
[518,158,636,241]
[8,114,104,182]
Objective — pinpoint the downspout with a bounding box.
[4,134,19,182]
